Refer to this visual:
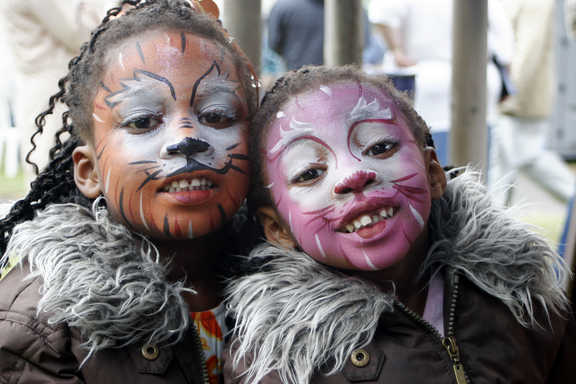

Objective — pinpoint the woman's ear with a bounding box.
[257,206,297,249]
[424,147,447,199]
[73,145,101,199]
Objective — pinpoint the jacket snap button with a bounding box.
[350,348,370,367]
[141,344,159,361]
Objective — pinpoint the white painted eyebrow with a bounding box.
[195,78,239,98]
[346,95,393,125]
[269,117,317,155]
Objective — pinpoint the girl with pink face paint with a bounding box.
[225,66,573,384]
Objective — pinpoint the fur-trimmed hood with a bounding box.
[226,171,569,384]
[1,202,192,360]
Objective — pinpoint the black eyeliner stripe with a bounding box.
[136,42,146,64]
[180,32,186,53]
[229,154,249,160]
[135,70,176,100]
[218,204,226,225]
[137,169,163,191]
[226,143,239,151]
[100,81,112,93]
[163,216,171,237]
[129,160,157,165]
[190,61,220,107]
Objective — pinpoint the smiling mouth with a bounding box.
[160,177,217,193]
[338,206,398,233]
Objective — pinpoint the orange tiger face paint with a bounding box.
[90,29,250,239]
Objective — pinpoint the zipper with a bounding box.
[395,272,469,384]
[190,322,210,384]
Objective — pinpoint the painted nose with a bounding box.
[334,170,376,194]
[166,137,210,156]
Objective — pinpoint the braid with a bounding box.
[1,0,258,257]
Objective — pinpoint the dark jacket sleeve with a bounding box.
[267,2,285,56]
[0,268,83,383]
[547,316,576,383]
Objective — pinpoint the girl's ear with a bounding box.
[73,145,102,199]
[424,147,447,199]
[257,206,297,249]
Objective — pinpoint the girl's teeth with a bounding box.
[360,215,372,226]
[345,207,397,233]
[165,178,214,192]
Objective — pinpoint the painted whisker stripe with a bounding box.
[104,169,111,194]
[139,193,150,231]
[229,154,249,160]
[137,169,163,191]
[118,189,132,228]
[180,32,187,53]
[390,173,418,183]
[97,145,107,160]
[226,143,240,151]
[100,81,112,93]
[218,204,227,225]
[136,42,146,64]
[163,216,171,237]
[229,164,248,175]
[129,160,158,165]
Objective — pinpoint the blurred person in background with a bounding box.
[1,0,115,182]
[568,0,576,39]
[368,0,513,166]
[267,0,384,71]
[489,0,575,206]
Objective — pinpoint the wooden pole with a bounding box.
[450,0,488,173]
[324,0,363,67]
[221,0,262,74]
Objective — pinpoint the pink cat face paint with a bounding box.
[265,82,431,271]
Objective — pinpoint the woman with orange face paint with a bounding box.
[0,1,258,382]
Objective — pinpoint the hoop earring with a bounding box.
[92,194,108,222]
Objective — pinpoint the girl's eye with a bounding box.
[365,141,398,158]
[123,116,162,132]
[199,108,238,129]
[292,167,326,184]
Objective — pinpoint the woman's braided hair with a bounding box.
[0,0,259,255]
[248,65,434,212]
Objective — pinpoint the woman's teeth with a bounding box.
[162,178,214,193]
[344,207,396,233]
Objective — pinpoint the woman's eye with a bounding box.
[292,168,325,184]
[365,141,398,157]
[123,116,161,131]
[199,109,238,129]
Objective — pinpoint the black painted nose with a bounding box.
[167,137,210,156]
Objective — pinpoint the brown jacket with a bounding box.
[224,173,576,383]
[0,204,209,384]
[0,264,208,383]
[224,271,575,384]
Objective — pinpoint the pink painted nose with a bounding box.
[334,170,376,194]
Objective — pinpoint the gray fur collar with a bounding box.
[226,171,569,384]
[3,202,192,360]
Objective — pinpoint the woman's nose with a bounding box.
[334,170,377,194]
